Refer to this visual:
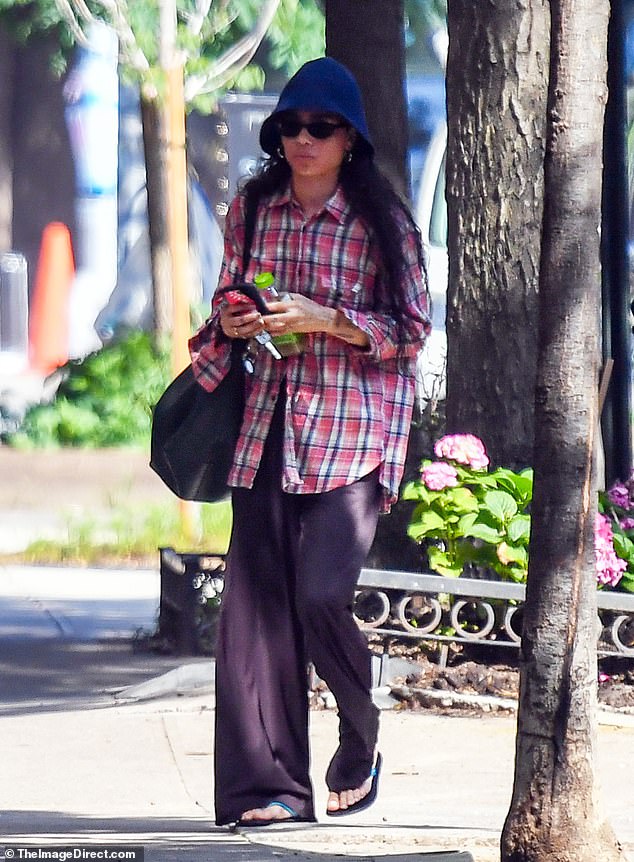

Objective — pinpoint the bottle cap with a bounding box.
[254,272,275,289]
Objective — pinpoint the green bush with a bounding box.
[5,332,172,448]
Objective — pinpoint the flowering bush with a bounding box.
[404,433,634,591]
[594,514,627,588]
[402,434,533,581]
[598,476,634,592]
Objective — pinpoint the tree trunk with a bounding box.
[445,0,549,469]
[11,34,76,296]
[325,0,409,198]
[140,91,172,337]
[500,2,624,859]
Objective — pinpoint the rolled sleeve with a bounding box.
[188,316,232,392]
[340,284,431,364]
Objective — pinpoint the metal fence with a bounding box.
[156,549,634,660]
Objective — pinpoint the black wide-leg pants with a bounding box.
[213,396,381,826]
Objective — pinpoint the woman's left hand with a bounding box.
[263,294,335,335]
[264,294,370,348]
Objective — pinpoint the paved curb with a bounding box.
[115,657,634,732]
[114,660,215,702]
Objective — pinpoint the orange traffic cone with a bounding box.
[29,222,75,373]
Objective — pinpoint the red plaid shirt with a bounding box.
[189,185,431,511]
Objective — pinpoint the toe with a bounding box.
[327,791,343,812]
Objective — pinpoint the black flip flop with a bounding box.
[326,751,382,817]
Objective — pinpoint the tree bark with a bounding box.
[325,0,409,198]
[11,34,76,296]
[140,92,172,337]
[500,1,624,859]
[445,0,549,469]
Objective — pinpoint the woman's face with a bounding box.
[278,111,355,184]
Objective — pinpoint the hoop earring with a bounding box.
[276,146,286,160]
[345,150,353,163]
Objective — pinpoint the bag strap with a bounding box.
[241,188,259,276]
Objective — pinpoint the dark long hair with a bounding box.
[241,149,429,358]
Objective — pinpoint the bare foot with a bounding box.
[239,803,296,823]
[326,774,373,814]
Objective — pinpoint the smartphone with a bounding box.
[217,283,281,360]
[218,282,270,315]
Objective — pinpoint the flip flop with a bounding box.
[235,800,307,828]
[326,751,382,817]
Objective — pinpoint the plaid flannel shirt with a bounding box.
[189,185,431,512]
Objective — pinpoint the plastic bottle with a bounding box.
[254,272,305,356]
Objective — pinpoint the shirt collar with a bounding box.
[269,183,349,225]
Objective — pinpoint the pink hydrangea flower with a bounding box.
[608,482,630,510]
[620,517,634,531]
[421,461,459,491]
[434,434,490,470]
[595,513,627,588]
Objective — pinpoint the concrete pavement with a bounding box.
[1,564,633,861]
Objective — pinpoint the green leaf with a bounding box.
[460,471,497,490]
[427,545,462,578]
[507,514,531,544]
[613,532,634,565]
[401,481,421,501]
[497,543,528,566]
[490,468,533,505]
[407,509,447,541]
[457,512,478,533]
[445,486,479,513]
[462,521,503,544]
[615,571,634,592]
[483,490,518,523]
[401,480,428,502]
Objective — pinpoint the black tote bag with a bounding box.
[150,190,258,502]
[149,343,245,502]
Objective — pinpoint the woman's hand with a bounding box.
[262,294,332,335]
[264,294,370,348]
[219,301,266,340]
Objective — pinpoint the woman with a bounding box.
[189,57,431,827]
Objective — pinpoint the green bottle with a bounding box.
[254,272,305,356]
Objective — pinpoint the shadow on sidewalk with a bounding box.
[1,810,476,861]
[0,637,208,716]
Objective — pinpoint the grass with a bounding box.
[1,500,233,568]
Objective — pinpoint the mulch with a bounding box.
[382,646,634,714]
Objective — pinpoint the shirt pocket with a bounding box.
[320,274,367,309]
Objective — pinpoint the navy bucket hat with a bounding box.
[259,57,374,158]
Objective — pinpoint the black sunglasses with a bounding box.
[277,118,347,140]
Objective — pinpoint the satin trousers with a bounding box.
[213,396,381,825]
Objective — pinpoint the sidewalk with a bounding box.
[1,564,633,862]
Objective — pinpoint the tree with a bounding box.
[445,0,549,469]
[500,1,625,859]
[51,0,324,337]
[0,2,79,281]
[0,0,324,331]
[325,0,409,197]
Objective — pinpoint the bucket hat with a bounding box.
[259,57,374,158]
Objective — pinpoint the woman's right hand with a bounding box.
[219,301,266,341]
